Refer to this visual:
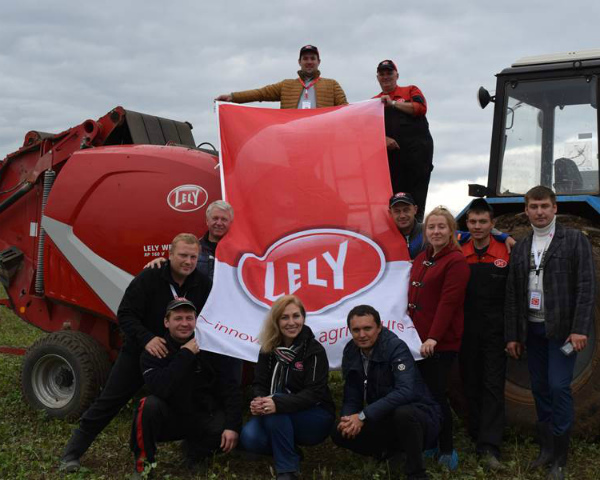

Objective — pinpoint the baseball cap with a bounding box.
[165,297,197,315]
[389,192,416,208]
[299,44,320,59]
[377,60,397,72]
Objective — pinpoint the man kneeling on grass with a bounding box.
[129,298,242,478]
[332,305,442,480]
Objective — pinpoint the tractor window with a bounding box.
[498,77,599,195]
[553,103,598,193]
[498,96,543,194]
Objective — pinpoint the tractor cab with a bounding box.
[462,50,600,435]
[472,49,600,219]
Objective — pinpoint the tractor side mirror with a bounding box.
[477,87,495,110]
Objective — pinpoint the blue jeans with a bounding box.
[240,406,334,473]
[526,322,577,435]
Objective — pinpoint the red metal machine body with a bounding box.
[0,107,221,359]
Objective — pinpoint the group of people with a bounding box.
[55,44,595,480]
[57,182,595,480]
[215,44,434,219]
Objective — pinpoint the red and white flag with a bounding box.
[197,100,421,367]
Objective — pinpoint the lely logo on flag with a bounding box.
[167,185,208,212]
[237,229,386,313]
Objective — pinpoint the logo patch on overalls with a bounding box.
[397,363,406,371]
[494,259,508,268]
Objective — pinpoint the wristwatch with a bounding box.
[358,411,366,422]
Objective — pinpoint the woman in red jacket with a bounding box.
[407,206,470,470]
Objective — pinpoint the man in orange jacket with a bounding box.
[215,45,347,109]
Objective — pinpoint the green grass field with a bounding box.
[2,306,600,479]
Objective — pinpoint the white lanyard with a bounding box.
[532,236,552,286]
[169,284,179,299]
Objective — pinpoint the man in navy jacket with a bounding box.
[332,305,441,480]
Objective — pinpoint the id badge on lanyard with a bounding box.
[300,77,318,110]
[529,290,542,310]
[530,239,549,310]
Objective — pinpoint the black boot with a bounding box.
[59,429,95,472]
[547,431,570,480]
[529,422,554,469]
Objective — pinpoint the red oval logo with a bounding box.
[167,185,208,212]
[494,259,508,268]
[237,229,385,313]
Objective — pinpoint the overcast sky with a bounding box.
[1,0,599,213]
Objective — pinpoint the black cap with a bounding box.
[377,59,397,72]
[299,44,319,59]
[165,297,197,315]
[389,192,416,208]
[468,197,494,214]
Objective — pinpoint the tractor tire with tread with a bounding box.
[20,330,111,421]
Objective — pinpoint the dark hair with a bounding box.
[525,186,556,206]
[346,305,381,328]
[466,206,494,221]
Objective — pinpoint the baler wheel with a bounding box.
[21,330,111,421]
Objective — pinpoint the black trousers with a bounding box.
[331,405,430,477]
[418,352,456,454]
[130,395,224,472]
[388,135,434,221]
[459,327,506,456]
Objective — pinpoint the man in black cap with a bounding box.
[388,192,424,259]
[60,233,212,473]
[129,297,242,478]
[373,59,434,220]
[215,45,347,109]
[459,198,510,470]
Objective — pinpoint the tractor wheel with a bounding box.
[21,330,111,421]
[494,213,600,436]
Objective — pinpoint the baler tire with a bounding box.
[494,213,600,436]
[21,330,111,421]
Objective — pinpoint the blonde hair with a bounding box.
[258,295,306,353]
[424,206,460,250]
[169,233,200,253]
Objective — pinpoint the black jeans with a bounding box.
[387,134,434,221]
[130,395,224,472]
[331,405,430,477]
[418,352,456,454]
[459,326,506,456]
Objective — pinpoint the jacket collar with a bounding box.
[426,242,459,261]
[522,221,565,265]
[297,70,321,82]
[164,332,193,353]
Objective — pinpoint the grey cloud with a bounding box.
[2,0,599,217]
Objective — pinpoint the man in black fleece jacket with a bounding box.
[60,233,211,473]
[130,298,242,476]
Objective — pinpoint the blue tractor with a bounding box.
[464,49,600,435]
